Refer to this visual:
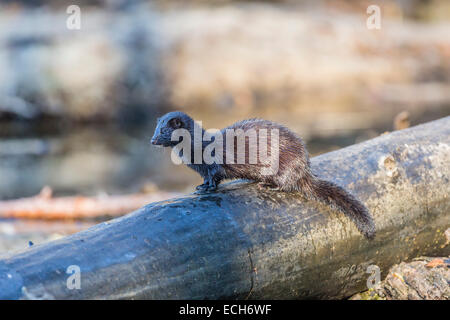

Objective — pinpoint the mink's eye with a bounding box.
[169,118,182,129]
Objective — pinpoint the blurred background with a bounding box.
[0,0,449,254]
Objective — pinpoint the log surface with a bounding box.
[0,117,449,299]
[351,256,450,300]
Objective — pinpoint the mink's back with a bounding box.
[220,119,310,185]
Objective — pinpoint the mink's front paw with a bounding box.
[195,183,209,191]
[194,183,212,194]
[257,182,280,191]
[194,184,218,193]
[204,185,217,192]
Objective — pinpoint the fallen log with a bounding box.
[0,117,449,299]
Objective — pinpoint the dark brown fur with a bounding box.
[151,112,376,239]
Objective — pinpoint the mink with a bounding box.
[151,111,376,239]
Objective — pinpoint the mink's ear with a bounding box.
[169,118,182,129]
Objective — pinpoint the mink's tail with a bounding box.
[301,177,376,239]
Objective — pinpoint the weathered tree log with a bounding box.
[350,256,450,300]
[0,117,449,299]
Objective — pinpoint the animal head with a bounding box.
[151,111,195,147]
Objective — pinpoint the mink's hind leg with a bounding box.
[257,182,280,191]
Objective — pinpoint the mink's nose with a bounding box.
[151,139,158,145]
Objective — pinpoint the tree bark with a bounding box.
[0,117,449,299]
